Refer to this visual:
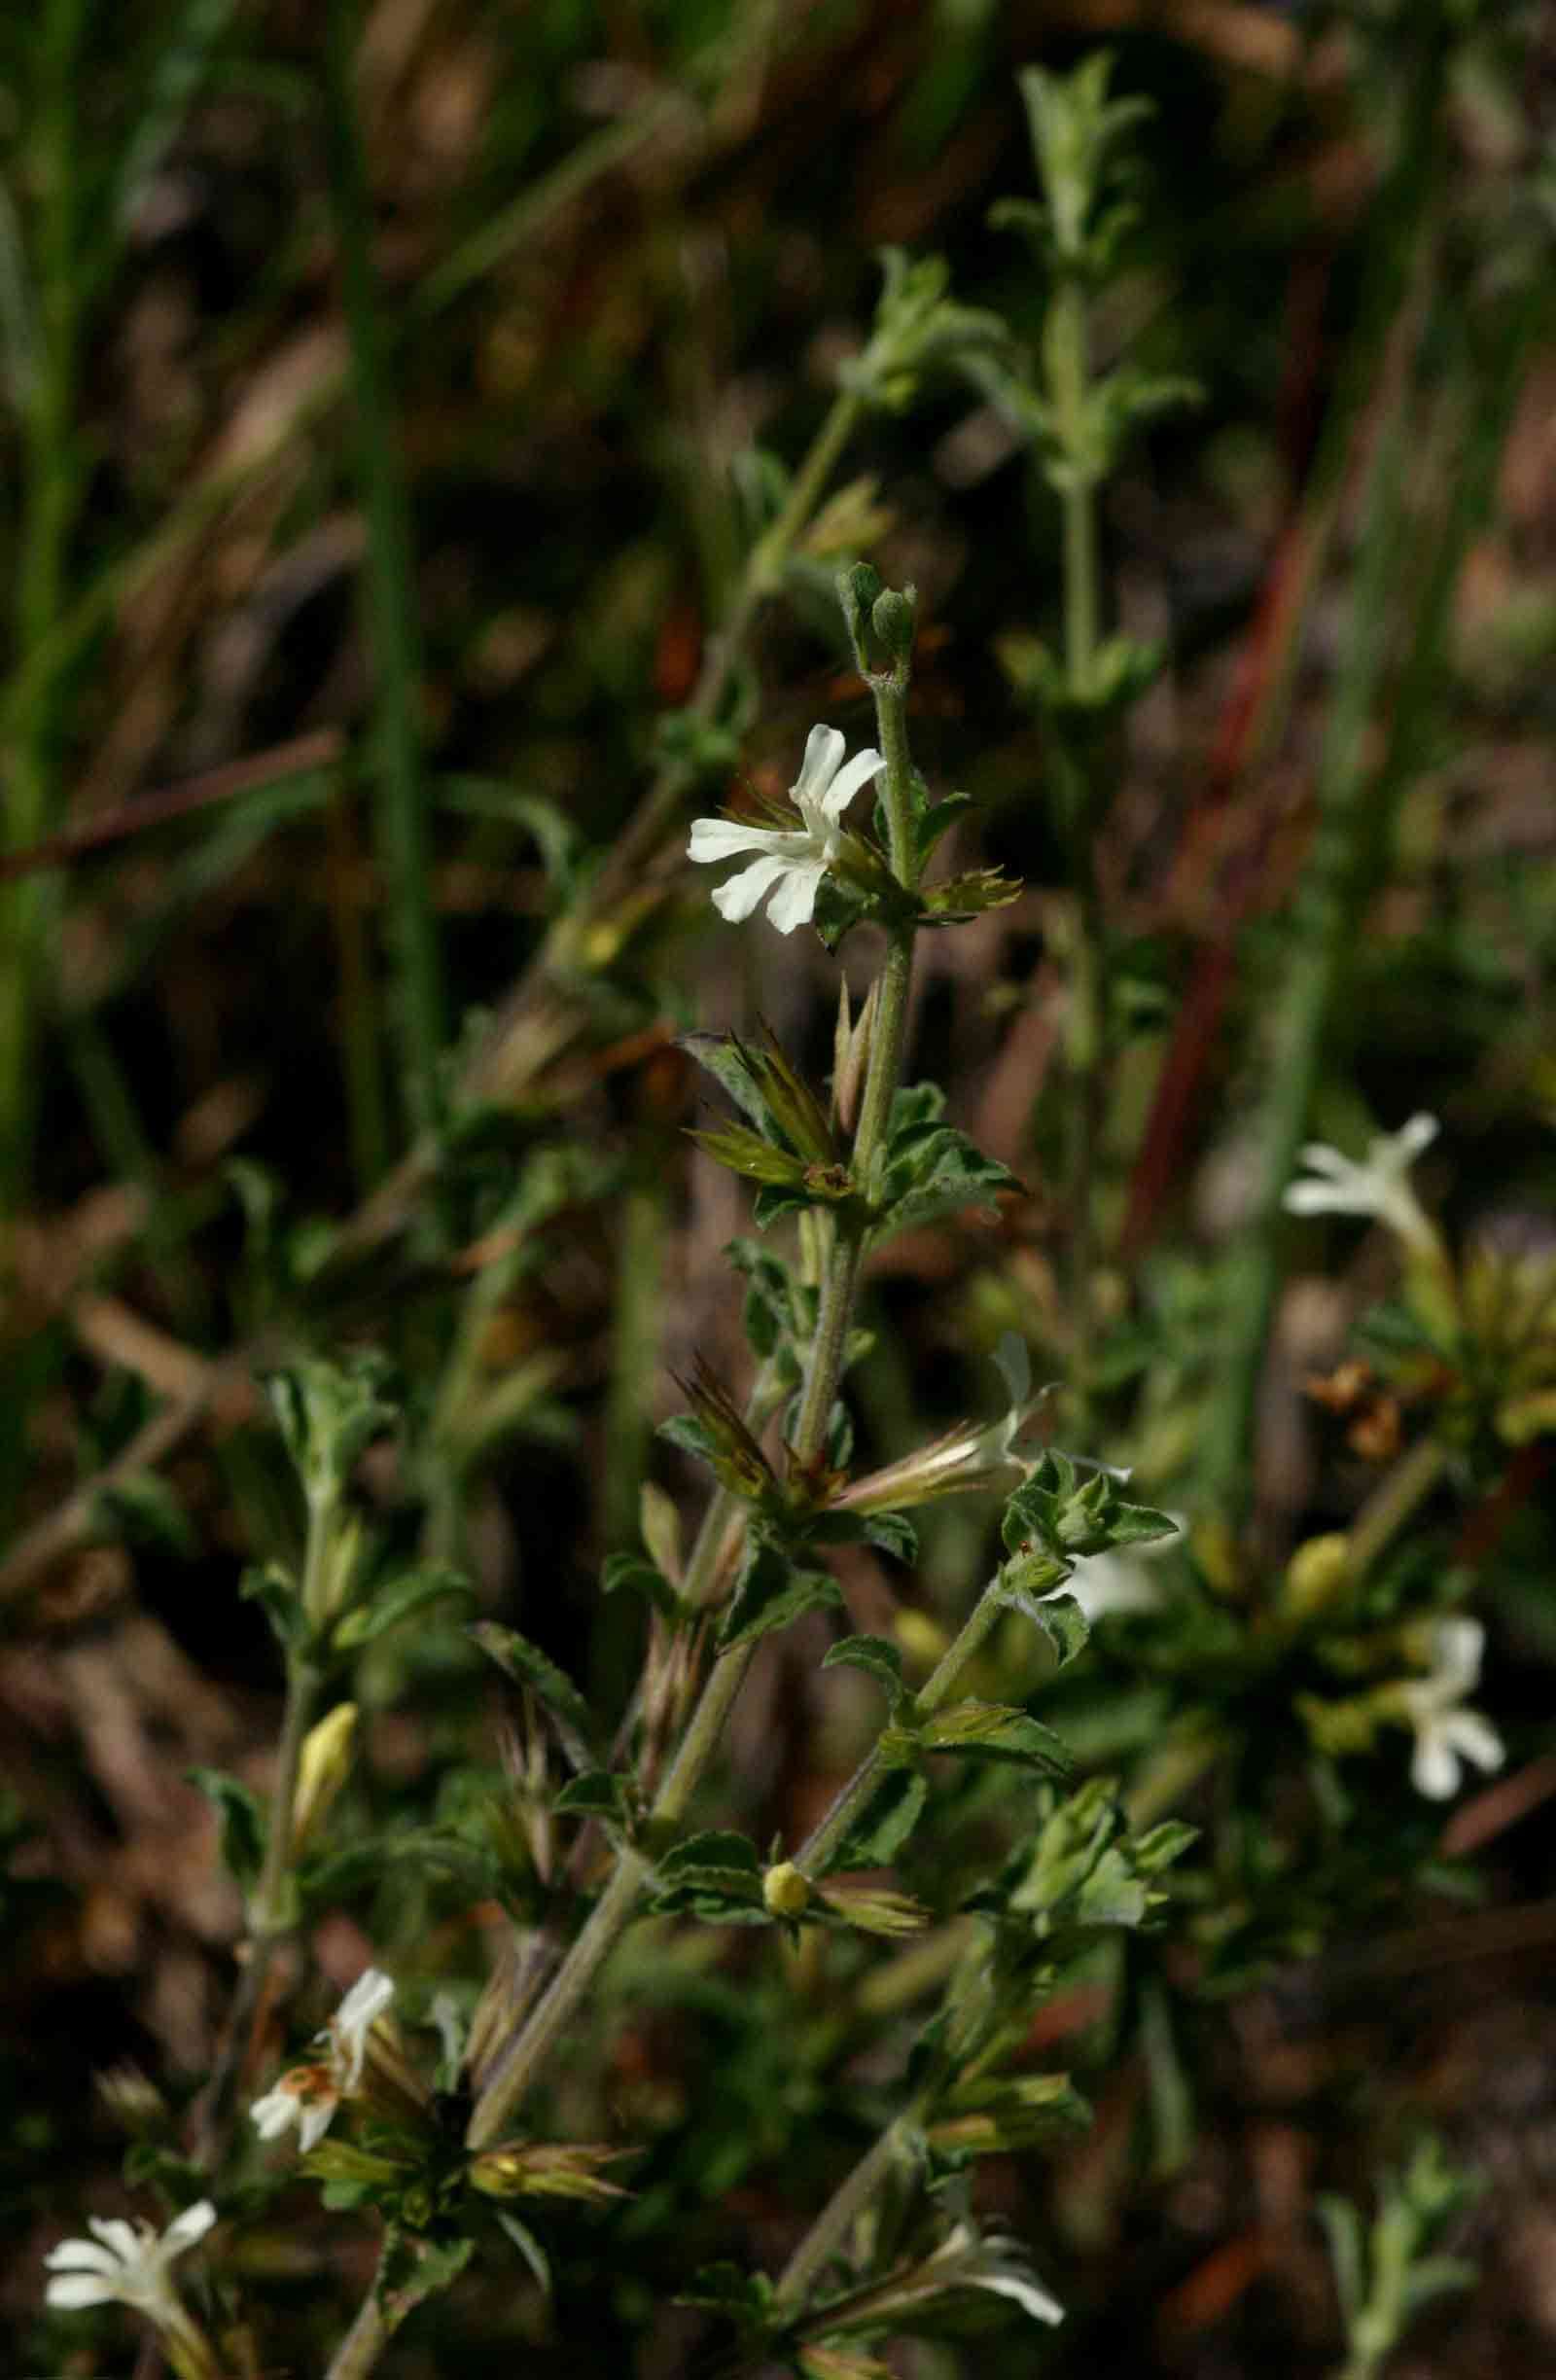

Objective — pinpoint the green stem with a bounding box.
[796,1558,1046,1879]
[603,1183,670,1546]
[1199,18,1454,1518]
[1346,1436,1448,1583]
[467,617,924,2154]
[774,2101,922,2311]
[323,2237,459,2380]
[323,0,444,1147]
[195,1502,330,2161]
[1048,268,1105,1419]
[0,0,86,1227]
[340,385,866,1255]
[1052,281,1098,693]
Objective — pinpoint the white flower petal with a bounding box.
[1411,1727,1460,1800]
[1293,1143,1356,1180]
[336,1967,395,2033]
[791,723,845,808]
[688,816,774,864]
[763,858,825,935]
[298,2093,339,2153]
[1432,1616,1484,1697]
[1443,1710,1503,1776]
[46,2239,125,2276]
[972,2270,1065,2327]
[710,852,792,922]
[251,2087,301,2140]
[815,743,885,822]
[87,2218,145,2261]
[47,2273,118,2310]
[1393,1113,1439,1162]
[1283,1180,1351,1217]
[162,2200,217,2253]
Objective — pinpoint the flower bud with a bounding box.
[1282,1534,1351,1622]
[762,1861,813,1918]
[291,1702,358,1857]
[870,585,917,668]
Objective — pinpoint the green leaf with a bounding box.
[717,1539,841,1652]
[823,1766,928,1875]
[1316,2194,1365,2326]
[913,791,972,865]
[863,1509,918,1565]
[496,2210,551,2295]
[1398,2256,1478,2315]
[469,1623,596,1769]
[870,1123,1021,1242]
[920,1701,1071,1774]
[187,1766,265,1894]
[240,1560,304,1652]
[823,1635,908,1716]
[934,2072,1092,2153]
[649,1873,769,1925]
[335,1563,472,1650]
[690,1123,809,1188]
[997,1573,1089,1669]
[676,2260,775,2327]
[725,1238,795,1362]
[552,1769,634,1828]
[678,1032,778,1135]
[265,1354,396,1505]
[1134,1820,1198,1875]
[601,1550,681,1620]
[1106,1503,1179,1545]
[917,869,1022,925]
[1140,1980,1193,2177]
[656,1829,762,1880]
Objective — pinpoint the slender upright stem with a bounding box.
[341,385,866,1255]
[1047,269,1106,1419]
[774,2102,923,2309]
[324,0,444,1147]
[195,1499,333,2161]
[466,619,924,2154]
[0,0,86,1229]
[796,1554,1061,1879]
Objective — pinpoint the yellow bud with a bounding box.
[762,1861,813,1919]
[1282,1533,1351,1621]
[291,1703,358,1856]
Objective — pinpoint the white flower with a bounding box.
[250,1966,395,2153]
[45,2199,216,2320]
[1396,1616,1504,1800]
[688,723,885,934]
[1283,1113,1440,1257]
[928,2222,1063,2328]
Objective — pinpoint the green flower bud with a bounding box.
[1282,1533,1351,1621]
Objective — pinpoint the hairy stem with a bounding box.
[467,618,923,2153]
[796,1553,1058,1878]
[774,2102,922,2310]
